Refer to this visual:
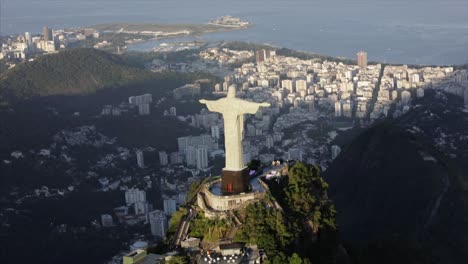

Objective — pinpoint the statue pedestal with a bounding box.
[221,167,250,194]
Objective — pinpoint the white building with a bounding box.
[416,88,424,98]
[138,104,150,115]
[136,150,145,168]
[281,79,294,93]
[185,146,197,167]
[163,199,177,216]
[211,125,220,140]
[170,152,184,164]
[25,32,32,45]
[401,90,411,105]
[125,188,146,205]
[134,201,150,215]
[101,214,113,227]
[196,146,209,170]
[177,193,187,205]
[266,135,274,149]
[342,101,352,118]
[148,210,167,238]
[411,73,421,83]
[178,134,218,154]
[334,101,342,117]
[128,94,152,105]
[295,79,307,92]
[129,94,152,115]
[158,151,168,166]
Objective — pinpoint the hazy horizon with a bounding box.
[1,0,468,65]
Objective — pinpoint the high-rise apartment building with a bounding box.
[211,125,220,140]
[158,151,168,166]
[334,101,342,117]
[266,135,274,149]
[357,51,368,68]
[138,104,150,115]
[185,146,197,167]
[401,90,411,104]
[125,188,146,205]
[295,79,307,92]
[148,210,167,238]
[281,79,294,93]
[256,49,268,64]
[196,146,209,170]
[136,150,145,168]
[163,199,177,216]
[170,152,184,164]
[24,32,32,45]
[43,26,53,41]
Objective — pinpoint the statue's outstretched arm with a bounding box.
[239,100,271,114]
[199,99,222,113]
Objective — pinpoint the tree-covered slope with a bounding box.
[0,48,153,101]
[232,162,339,264]
[326,90,468,263]
[327,121,447,241]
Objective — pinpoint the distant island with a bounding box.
[209,16,251,28]
[89,19,249,38]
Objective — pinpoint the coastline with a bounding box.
[87,22,251,37]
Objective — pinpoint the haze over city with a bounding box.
[2,0,468,64]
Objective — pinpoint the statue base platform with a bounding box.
[221,167,250,194]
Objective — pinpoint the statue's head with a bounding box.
[227,86,236,98]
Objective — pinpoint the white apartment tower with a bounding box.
[163,199,177,216]
[401,90,411,105]
[136,150,145,168]
[125,188,146,205]
[211,125,220,140]
[295,79,307,92]
[158,151,168,166]
[196,146,209,170]
[416,88,424,98]
[281,79,294,93]
[185,146,197,167]
[266,135,274,149]
[138,104,150,115]
[148,210,167,238]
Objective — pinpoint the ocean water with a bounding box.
[2,0,468,65]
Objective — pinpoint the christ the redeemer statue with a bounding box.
[200,86,270,194]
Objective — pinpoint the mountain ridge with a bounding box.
[0,48,154,103]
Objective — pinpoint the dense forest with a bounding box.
[0,48,153,103]
[181,162,338,264]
